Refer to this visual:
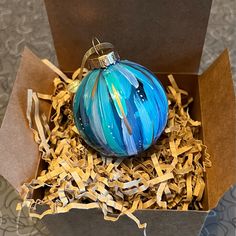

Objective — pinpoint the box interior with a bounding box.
[44,0,212,73]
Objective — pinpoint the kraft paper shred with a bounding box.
[17,63,211,234]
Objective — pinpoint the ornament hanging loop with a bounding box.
[68,39,119,93]
[92,37,102,55]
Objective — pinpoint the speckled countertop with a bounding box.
[0,0,235,235]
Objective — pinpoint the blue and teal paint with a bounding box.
[73,60,168,157]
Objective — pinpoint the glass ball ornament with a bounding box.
[73,40,168,157]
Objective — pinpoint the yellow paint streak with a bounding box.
[111,84,132,135]
[91,71,101,98]
[112,84,125,116]
[91,77,99,98]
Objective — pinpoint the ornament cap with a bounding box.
[76,38,118,81]
[88,51,120,69]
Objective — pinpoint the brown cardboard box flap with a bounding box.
[44,0,212,73]
[199,49,236,209]
[42,208,208,236]
[0,48,56,191]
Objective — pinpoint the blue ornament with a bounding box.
[73,40,168,157]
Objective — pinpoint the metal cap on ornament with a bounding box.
[88,51,120,69]
[88,38,120,69]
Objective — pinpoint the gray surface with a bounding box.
[0,0,57,124]
[0,0,235,235]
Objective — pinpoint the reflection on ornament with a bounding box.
[73,39,168,157]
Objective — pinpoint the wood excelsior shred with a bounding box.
[17,65,211,232]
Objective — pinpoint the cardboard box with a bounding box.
[0,0,235,235]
